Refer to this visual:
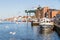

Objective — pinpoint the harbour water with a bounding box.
[0,22,60,40]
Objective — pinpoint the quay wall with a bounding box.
[54,25,60,36]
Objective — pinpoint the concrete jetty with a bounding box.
[54,23,60,36]
[31,21,39,26]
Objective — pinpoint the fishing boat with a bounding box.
[39,17,54,31]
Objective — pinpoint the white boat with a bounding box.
[39,17,54,26]
[39,17,54,31]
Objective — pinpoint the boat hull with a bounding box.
[40,25,54,30]
[40,25,54,34]
[39,22,54,26]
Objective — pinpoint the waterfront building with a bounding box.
[35,7,59,19]
[26,6,60,19]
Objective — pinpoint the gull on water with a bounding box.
[9,32,16,35]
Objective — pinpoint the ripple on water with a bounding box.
[5,26,9,29]
[0,22,60,40]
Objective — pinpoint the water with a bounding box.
[0,22,60,40]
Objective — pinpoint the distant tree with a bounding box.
[25,10,28,13]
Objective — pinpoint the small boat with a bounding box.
[39,17,54,31]
[39,17,54,26]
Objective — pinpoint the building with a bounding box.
[35,7,60,19]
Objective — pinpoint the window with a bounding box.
[45,13,48,18]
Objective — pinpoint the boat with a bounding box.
[39,17,54,31]
[31,18,39,26]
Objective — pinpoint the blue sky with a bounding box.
[0,0,60,19]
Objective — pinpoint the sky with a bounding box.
[0,0,60,19]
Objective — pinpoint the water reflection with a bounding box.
[31,25,60,40]
[0,22,60,40]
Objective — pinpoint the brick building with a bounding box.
[35,7,60,19]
